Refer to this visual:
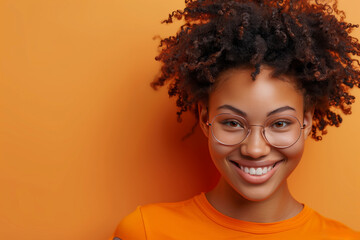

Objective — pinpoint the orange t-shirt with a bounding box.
[110,192,360,240]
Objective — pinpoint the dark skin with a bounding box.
[198,66,313,222]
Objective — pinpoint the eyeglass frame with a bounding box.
[206,113,306,149]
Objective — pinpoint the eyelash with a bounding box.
[222,120,244,128]
[271,120,292,128]
[221,120,293,128]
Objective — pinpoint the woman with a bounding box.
[111,0,360,239]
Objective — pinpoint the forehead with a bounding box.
[208,66,304,119]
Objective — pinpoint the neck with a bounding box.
[205,178,303,223]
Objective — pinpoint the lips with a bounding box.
[230,159,284,168]
[230,159,284,171]
[229,159,285,184]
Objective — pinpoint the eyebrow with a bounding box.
[216,105,296,117]
[266,106,296,116]
[217,105,247,116]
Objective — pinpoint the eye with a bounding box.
[222,119,245,128]
[271,120,291,129]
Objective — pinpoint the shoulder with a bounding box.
[111,206,147,240]
[141,195,200,218]
[307,207,360,239]
[111,194,201,240]
[138,194,205,232]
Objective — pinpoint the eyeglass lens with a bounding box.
[210,113,302,148]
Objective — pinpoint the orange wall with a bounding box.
[0,0,359,239]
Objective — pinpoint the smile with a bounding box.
[231,160,284,176]
[230,159,285,184]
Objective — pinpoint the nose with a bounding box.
[240,125,271,159]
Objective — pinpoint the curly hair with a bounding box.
[151,0,360,140]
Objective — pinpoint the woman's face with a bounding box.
[199,66,313,201]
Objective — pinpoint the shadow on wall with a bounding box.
[108,85,219,210]
[136,106,219,203]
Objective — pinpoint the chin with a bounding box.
[230,179,283,202]
[238,191,274,202]
[237,189,275,202]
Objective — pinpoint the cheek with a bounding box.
[208,140,224,161]
[280,138,305,164]
[208,140,234,163]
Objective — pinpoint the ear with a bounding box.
[198,101,210,138]
[303,108,314,139]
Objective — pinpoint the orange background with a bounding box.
[0,0,359,239]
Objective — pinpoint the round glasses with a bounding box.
[206,113,305,148]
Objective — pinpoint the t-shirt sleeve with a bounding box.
[110,206,147,240]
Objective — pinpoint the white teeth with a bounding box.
[238,165,274,176]
[255,168,262,175]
